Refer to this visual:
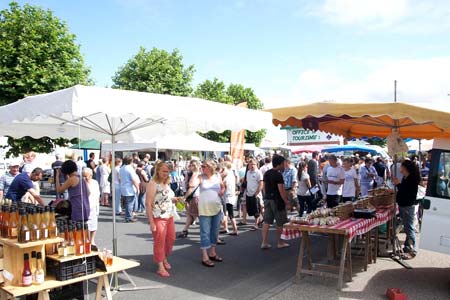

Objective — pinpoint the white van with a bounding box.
[421,138,450,255]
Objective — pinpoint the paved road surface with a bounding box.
[42,196,449,300]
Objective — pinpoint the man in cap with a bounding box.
[0,160,21,199]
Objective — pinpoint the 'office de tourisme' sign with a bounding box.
[286,128,341,145]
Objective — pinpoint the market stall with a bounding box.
[282,193,396,290]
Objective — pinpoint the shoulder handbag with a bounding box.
[185,185,199,203]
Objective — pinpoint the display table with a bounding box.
[282,208,395,290]
[0,256,140,300]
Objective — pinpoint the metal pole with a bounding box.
[394,80,397,103]
[111,126,120,290]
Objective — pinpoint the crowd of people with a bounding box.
[0,149,425,277]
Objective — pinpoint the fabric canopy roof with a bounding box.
[102,133,223,152]
[267,102,450,139]
[0,85,273,141]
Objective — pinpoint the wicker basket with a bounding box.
[354,198,370,209]
[335,202,354,220]
[369,192,395,208]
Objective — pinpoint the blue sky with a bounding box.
[2,0,450,109]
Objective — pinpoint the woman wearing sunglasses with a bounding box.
[198,159,225,267]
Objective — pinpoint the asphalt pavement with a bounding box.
[42,196,450,300]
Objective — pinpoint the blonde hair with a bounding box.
[224,161,232,170]
[152,162,171,185]
[190,159,200,173]
[203,159,217,174]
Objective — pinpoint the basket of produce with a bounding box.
[354,198,370,209]
[334,202,354,220]
[369,189,395,208]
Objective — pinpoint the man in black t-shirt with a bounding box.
[261,155,291,250]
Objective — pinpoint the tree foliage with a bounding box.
[112,47,195,96]
[3,137,78,158]
[194,79,266,145]
[0,1,91,156]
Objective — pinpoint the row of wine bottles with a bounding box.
[0,202,57,243]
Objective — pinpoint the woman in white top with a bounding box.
[297,161,313,217]
[198,159,225,267]
[146,162,180,278]
[223,162,238,235]
[178,160,201,238]
[98,158,111,206]
[82,168,100,246]
[342,158,360,202]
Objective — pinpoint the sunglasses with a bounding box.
[201,165,207,168]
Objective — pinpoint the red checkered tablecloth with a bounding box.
[282,208,395,242]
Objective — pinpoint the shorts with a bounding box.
[263,199,288,226]
[186,197,199,219]
[246,195,260,217]
[226,203,234,219]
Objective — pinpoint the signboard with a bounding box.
[286,128,341,146]
[230,102,247,169]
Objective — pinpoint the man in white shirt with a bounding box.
[243,158,263,230]
[324,155,345,208]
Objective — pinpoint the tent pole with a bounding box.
[111,132,120,290]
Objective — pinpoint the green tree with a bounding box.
[0,1,91,156]
[226,84,266,145]
[112,47,195,96]
[194,79,266,145]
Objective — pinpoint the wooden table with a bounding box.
[0,256,140,300]
[282,208,395,290]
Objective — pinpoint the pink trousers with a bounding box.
[152,217,175,263]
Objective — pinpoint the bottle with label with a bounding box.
[1,204,10,238]
[38,207,48,240]
[30,251,37,283]
[67,224,75,256]
[35,252,45,285]
[44,206,50,227]
[18,208,30,243]
[22,253,33,287]
[48,206,57,238]
[83,223,91,254]
[75,222,84,256]
[57,224,68,257]
[29,207,39,241]
[8,206,18,239]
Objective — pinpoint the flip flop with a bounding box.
[277,243,290,249]
[163,261,172,270]
[209,255,223,262]
[156,269,170,277]
[261,244,272,250]
[228,232,238,236]
[202,260,215,267]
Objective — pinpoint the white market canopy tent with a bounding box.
[0,84,272,260]
[102,132,260,153]
[0,85,272,141]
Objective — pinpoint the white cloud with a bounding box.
[300,0,450,33]
[262,56,450,112]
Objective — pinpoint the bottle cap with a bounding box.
[31,251,36,258]
[36,252,42,259]
[44,206,49,212]
[24,253,29,260]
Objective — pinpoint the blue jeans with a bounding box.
[399,205,417,253]
[199,213,222,250]
[114,184,122,214]
[138,192,146,212]
[133,194,138,212]
[123,195,135,221]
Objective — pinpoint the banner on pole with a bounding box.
[230,102,247,170]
